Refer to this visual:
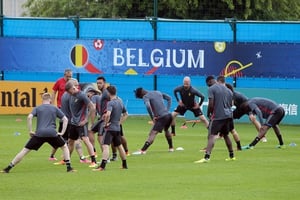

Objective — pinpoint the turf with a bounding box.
[0,115,300,200]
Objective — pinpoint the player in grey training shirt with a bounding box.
[241,97,285,149]
[195,76,236,163]
[132,87,174,155]
[1,93,75,173]
[171,76,209,135]
[65,80,98,167]
[93,85,128,171]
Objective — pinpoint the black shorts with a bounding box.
[209,118,234,136]
[152,113,172,133]
[233,108,247,119]
[102,130,122,146]
[25,135,66,150]
[69,124,88,140]
[90,120,106,136]
[58,121,71,141]
[265,107,285,127]
[174,105,203,117]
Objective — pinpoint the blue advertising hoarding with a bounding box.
[0,38,300,77]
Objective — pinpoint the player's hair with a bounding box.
[65,80,74,91]
[97,76,106,82]
[225,83,234,92]
[42,93,51,101]
[107,85,117,95]
[217,75,225,83]
[134,87,144,98]
[64,69,72,74]
[205,75,215,84]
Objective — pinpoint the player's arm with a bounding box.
[120,106,128,124]
[104,110,111,127]
[207,98,214,119]
[58,116,68,136]
[250,104,264,125]
[27,113,35,137]
[144,97,154,120]
[173,86,181,102]
[193,88,205,107]
[162,93,172,111]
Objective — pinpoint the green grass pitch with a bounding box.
[0,115,300,200]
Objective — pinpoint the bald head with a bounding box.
[183,76,191,89]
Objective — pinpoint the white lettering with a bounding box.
[173,49,185,68]
[126,48,136,67]
[113,48,124,66]
[187,50,204,68]
[150,49,164,67]
[138,49,149,67]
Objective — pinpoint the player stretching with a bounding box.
[241,97,285,150]
[1,93,75,173]
[171,76,209,136]
[132,87,174,155]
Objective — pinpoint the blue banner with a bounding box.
[0,38,299,77]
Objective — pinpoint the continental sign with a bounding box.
[0,81,54,114]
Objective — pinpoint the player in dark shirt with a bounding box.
[171,76,209,136]
[132,87,174,155]
[241,97,285,149]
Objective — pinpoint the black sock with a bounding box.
[112,153,117,158]
[250,137,260,147]
[100,159,107,169]
[204,152,210,160]
[122,160,128,169]
[93,147,96,154]
[64,160,72,170]
[141,141,151,151]
[166,137,173,149]
[277,135,284,145]
[90,155,96,163]
[236,141,241,149]
[50,154,55,158]
[4,163,14,172]
[229,151,234,158]
[171,125,175,133]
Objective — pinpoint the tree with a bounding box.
[22,0,300,20]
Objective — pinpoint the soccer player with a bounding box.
[1,93,75,173]
[171,76,209,135]
[132,87,174,155]
[49,70,86,162]
[205,76,242,151]
[93,86,128,171]
[195,76,235,163]
[65,80,97,167]
[241,97,285,149]
[225,82,266,143]
[89,76,109,156]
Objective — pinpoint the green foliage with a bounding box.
[22,0,300,20]
[1,115,300,199]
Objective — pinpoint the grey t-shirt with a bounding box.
[100,89,110,116]
[208,83,233,120]
[143,91,171,119]
[106,98,125,131]
[91,94,102,116]
[60,92,71,122]
[247,97,280,124]
[69,91,91,125]
[31,104,65,137]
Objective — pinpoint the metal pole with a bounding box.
[153,0,157,40]
[0,0,3,37]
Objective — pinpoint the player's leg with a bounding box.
[273,125,284,147]
[171,111,179,136]
[93,131,112,171]
[249,125,270,147]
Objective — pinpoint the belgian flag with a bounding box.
[71,45,88,67]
